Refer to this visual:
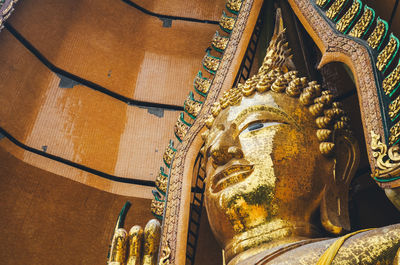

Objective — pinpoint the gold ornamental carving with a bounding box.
[390,121,400,145]
[316,0,329,7]
[367,18,387,49]
[383,61,400,96]
[389,96,400,120]
[155,167,168,195]
[348,5,374,38]
[336,0,361,33]
[371,131,400,181]
[226,0,242,14]
[184,92,203,119]
[202,52,221,74]
[174,114,191,142]
[151,199,165,217]
[212,31,230,52]
[158,243,171,265]
[163,141,176,168]
[376,34,399,72]
[193,72,211,96]
[326,0,347,20]
[160,0,255,262]
[219,11,236,33]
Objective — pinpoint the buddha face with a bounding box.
[203,90,334,249]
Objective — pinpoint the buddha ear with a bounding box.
[320,131,360,235]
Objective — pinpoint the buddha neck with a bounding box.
[224,218,323,264]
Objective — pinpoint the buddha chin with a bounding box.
[203,91,334,263]
[200,15,400,263]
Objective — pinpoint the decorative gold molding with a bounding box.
[158,242,171,265]
[383,61,400,96]
[160,0,257,263]
[174,114,191,142]
[367,18,387,49]
[155,168,168,195]
[336,0,361,33]
[202,52,221,74]
[151,199,165,217]
[348,6,374,38]
[390,121,400,145]
[288,0,385,186]
[212,31,230,52]
[163,141,176,168]
[326,0,347,20]
[184,92,203,119]
[226,0,242,14]
[389,96,400,120]
[370,131,400,185]
[376,34,399,72]
[194,72,211,96]
[219,11,236,33]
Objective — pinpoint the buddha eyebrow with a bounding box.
[233,105,300,130]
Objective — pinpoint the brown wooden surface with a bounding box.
[134,0,227,21]
[0,147,154,264]
[0,29,178,184]
[8,0,220,106]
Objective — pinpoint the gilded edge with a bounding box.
[158,242,171,265]
[383,60,400,97]
[202,51,221,74]
[212,31,230,52]
[160,0,255,263]
[194,71,212,96]
[0,0,17,30]
[336,0,362,33]
[220,11,236,33]
[389,95,400,121]
[326,0,348,21]
[367,18,388,50]
[288,0,384,186]
[348,5,374,38]
[371,131,400,187]
[226,0,242,14]
[376,34,399,72]
[316,0,330,8]
[184,92,203,119]
[390,121,400,146]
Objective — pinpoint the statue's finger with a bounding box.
[142,219,161,265]
[109,228,128,265]
[126,225,144,265]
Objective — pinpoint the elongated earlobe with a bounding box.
[320,131,360,235]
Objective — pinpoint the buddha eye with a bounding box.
[241,121,283,134]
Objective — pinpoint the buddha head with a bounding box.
[200,24,359,260]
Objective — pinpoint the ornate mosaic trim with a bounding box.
[150,0,245,220]
[383,61,400,98]
[348,5,374,38]
[326,0,348,21]
[0,0,17,31]
[202,50,221,74]
[367,18,388,50]
[304,0,400,186]
[376,34,399,73]
[212,31,230,52]
[335,0,362,34]
[371,131,400,188]
[159,0,255,262]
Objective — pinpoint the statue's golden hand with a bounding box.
[108,219,161,265]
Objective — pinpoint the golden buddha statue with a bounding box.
[108,12,400,265]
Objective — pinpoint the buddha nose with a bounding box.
[209,132,243,166]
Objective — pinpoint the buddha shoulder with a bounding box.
[234,224,400,265]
